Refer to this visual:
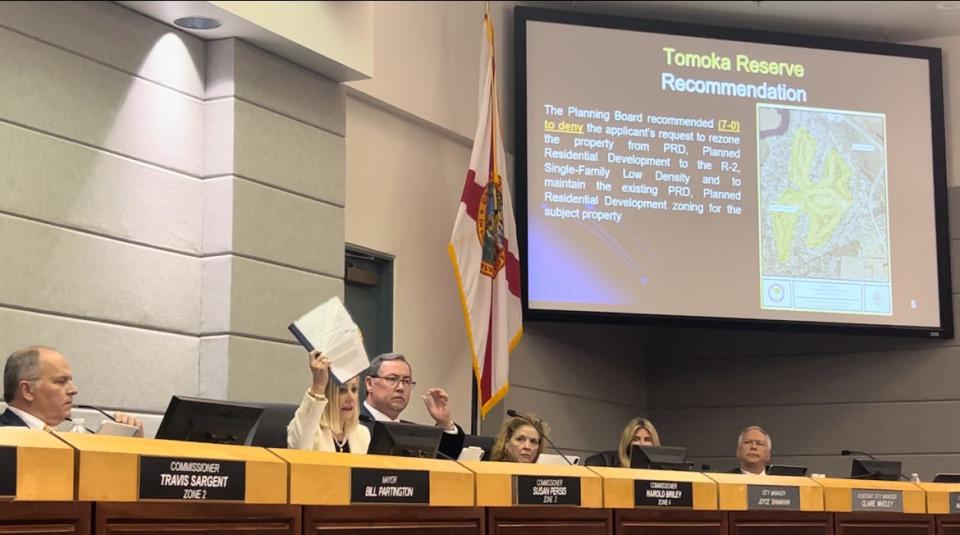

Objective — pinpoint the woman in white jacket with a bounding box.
[287,350,370,453]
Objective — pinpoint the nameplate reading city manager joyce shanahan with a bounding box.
[139,456,245,501]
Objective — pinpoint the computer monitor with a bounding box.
[630,445,689,470]
[766,464,808,477]
[248,402,298,448]
[851,459,902,481]
[155,395,264,446]
[368,421,443,458]
[934,473,960,483]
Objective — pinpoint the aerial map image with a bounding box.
[757,104,891,315]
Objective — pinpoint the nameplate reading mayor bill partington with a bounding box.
[350,468,430,504]
[747,484,801,510]
[852,488,903,512]
[139,456,245,501]
[950,492,960,514]
[514,475,581,505]
[0,446,16,497]
[634,480,693,508]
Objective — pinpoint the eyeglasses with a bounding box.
[369,375,416,388]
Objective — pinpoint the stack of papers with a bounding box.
[288,297,370,384]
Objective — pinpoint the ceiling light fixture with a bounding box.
[936,1,960,10]
[173,16,222,30]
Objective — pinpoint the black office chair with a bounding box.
[248,402,298,448]
[583,450,619,467]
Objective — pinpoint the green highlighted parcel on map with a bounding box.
[757,104,891,315]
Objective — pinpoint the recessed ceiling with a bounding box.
[523,1,960,43]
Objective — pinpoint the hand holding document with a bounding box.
[288,297,370,384]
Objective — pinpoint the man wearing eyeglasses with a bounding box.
[360,352,464,459]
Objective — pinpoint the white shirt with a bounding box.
[364,400,400,422]
[363,400,458,434]
[740,466,768,476]
[6,406,47,430]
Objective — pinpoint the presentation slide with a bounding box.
[523,18,945,329]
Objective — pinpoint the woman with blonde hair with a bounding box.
[490,412,550,463]
[618,417,661,467]
[288,350,370,453]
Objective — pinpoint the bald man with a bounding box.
[0,346,142,435]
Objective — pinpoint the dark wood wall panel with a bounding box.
[834,513,933,535]
[95,503,299,535]
[0,502,89,535]
[487,507,611,535]
[729,511,831,535]
[305,506,482,535]
[616,509,725,535]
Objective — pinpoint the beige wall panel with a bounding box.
[230,40,346,135]
[226,336,309,404]
[345,96,474,430]
[234,100,345,204]
[201,256,233,334]
[199,335,231,400]
[650,400,960,458]
[0,215,200,334]
[348,1,517,148]
[0,26,204,175]
[502,385,646,454]
[228,256,343,341]
[204,98,236,178]
[511,322,646,407]
[233,178,344,276]
[649,345,960,408]
[0,122,201,253]
[0,1,205,97]
[0,307,198,411]
[202,177,235,255]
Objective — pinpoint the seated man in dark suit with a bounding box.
[729,425,772,475]
[1,346,143,434]
[360,353,464,459]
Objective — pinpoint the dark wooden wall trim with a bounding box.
[304,505,484,535]
[0,501,90,535]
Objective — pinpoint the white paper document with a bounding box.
[289,297,370,384]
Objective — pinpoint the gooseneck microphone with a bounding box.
[506,409,576,466]
[841,449,877,459]
[76,404,118,422]
[841,449,909,481]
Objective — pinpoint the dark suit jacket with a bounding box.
[359,403,465,460]
[0,409,29,428]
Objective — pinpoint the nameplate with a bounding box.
[139,456,245,501]
[0,447,16,497]
[634,480,693,508]
[350,468,429,504]
[852,488,903,512]
[747,484,801,510]
[950,492,960,514]
[514,475,581,505]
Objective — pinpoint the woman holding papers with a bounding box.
[287,350,370,453]
[618,417,661,467]
[490,413,549,463]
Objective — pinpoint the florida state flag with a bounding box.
[448,12,522,417]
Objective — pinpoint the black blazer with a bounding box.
[359,403,465,460]
[0,409,29,428]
